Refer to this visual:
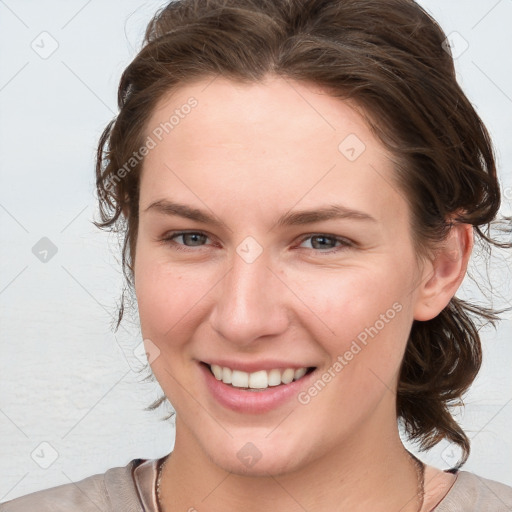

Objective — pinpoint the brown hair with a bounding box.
[94,0,511,469]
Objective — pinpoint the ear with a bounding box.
[413,223,473,321]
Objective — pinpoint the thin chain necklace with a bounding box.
[156,453,425,512]
[156,454,168,511]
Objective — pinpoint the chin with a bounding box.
[214,451,303,478]
[204,435,309,478]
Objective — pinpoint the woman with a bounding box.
[3,0,511,510]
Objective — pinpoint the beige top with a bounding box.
[2,455,512,511]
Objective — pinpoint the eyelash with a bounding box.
[159,231,353,255]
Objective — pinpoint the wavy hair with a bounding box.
[93,0,511,469]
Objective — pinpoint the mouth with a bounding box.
[200,362,316,392]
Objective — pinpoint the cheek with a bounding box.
[138,281,184,336]
[287,264,414,398]
[289,265,410,341]
[135,253,194,342]
[135,260,205,400]
[134,252,223,359]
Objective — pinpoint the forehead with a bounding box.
[140,76,408,226]
[146,75,370,152]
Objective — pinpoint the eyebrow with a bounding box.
[143,199,377,228]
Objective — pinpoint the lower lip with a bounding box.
[200,362,316,414]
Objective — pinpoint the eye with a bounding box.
[160,231,212,251]
[296,234,353,254]
[160,231,353,255]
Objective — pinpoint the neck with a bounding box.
[159,420,423,512]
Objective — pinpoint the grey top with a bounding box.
[2,456,512,511]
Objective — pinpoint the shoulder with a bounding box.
[436,470,512,512]
[0,459,145,512]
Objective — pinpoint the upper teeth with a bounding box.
[210,364,309,389]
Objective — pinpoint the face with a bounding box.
[134,75,427,476]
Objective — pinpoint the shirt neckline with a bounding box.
[132,457,163,511]
[132,455,461,512]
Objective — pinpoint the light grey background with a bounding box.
[1,0,511,503]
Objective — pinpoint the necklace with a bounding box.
[156,454,169,512]
[155,452,425,512]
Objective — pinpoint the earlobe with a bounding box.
[413,223,473,321]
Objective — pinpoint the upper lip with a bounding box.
[200,359,316,373]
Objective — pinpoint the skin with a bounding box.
[133,75,471,512]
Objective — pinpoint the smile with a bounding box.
[204,363,316,391]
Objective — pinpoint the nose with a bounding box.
[208,247,290,347]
